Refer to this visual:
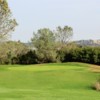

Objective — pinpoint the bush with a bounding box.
[93,79,100,91]
[61,46,100,65]
[17,50,38,64]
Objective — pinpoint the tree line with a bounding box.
[0,29,100,65]
[0,1,100,65]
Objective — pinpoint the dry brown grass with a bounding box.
[89,65,100,72]
[93,81,100,91]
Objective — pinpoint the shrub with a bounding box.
[93,79,100,91]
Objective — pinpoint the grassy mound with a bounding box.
[0,62,100,100]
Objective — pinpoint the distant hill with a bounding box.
[24,40,100,48]
[75,39,100,47]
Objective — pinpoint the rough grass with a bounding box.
[90,65,100,72]
[0,62,100,100]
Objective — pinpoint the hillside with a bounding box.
[25,39,100,48]
[75,39,100,46]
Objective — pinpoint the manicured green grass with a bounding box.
[0,62,100,100]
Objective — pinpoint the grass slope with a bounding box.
[0,62,100,100]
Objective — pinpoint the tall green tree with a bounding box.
[0,0,17,41]
[55,26,73,45]
[31,28,57,63]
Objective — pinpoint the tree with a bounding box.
[54,26,73,61]
[55,26,73,45]
[31,28,57,63]
[0,0,17,41]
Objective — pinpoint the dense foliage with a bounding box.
[0,41,100,65]
[0,25,100,65]
[61,46,100,65]
[0,41,29,64]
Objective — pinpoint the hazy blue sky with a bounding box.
[8,0,100,42]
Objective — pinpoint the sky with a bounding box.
[8,0,100,42]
